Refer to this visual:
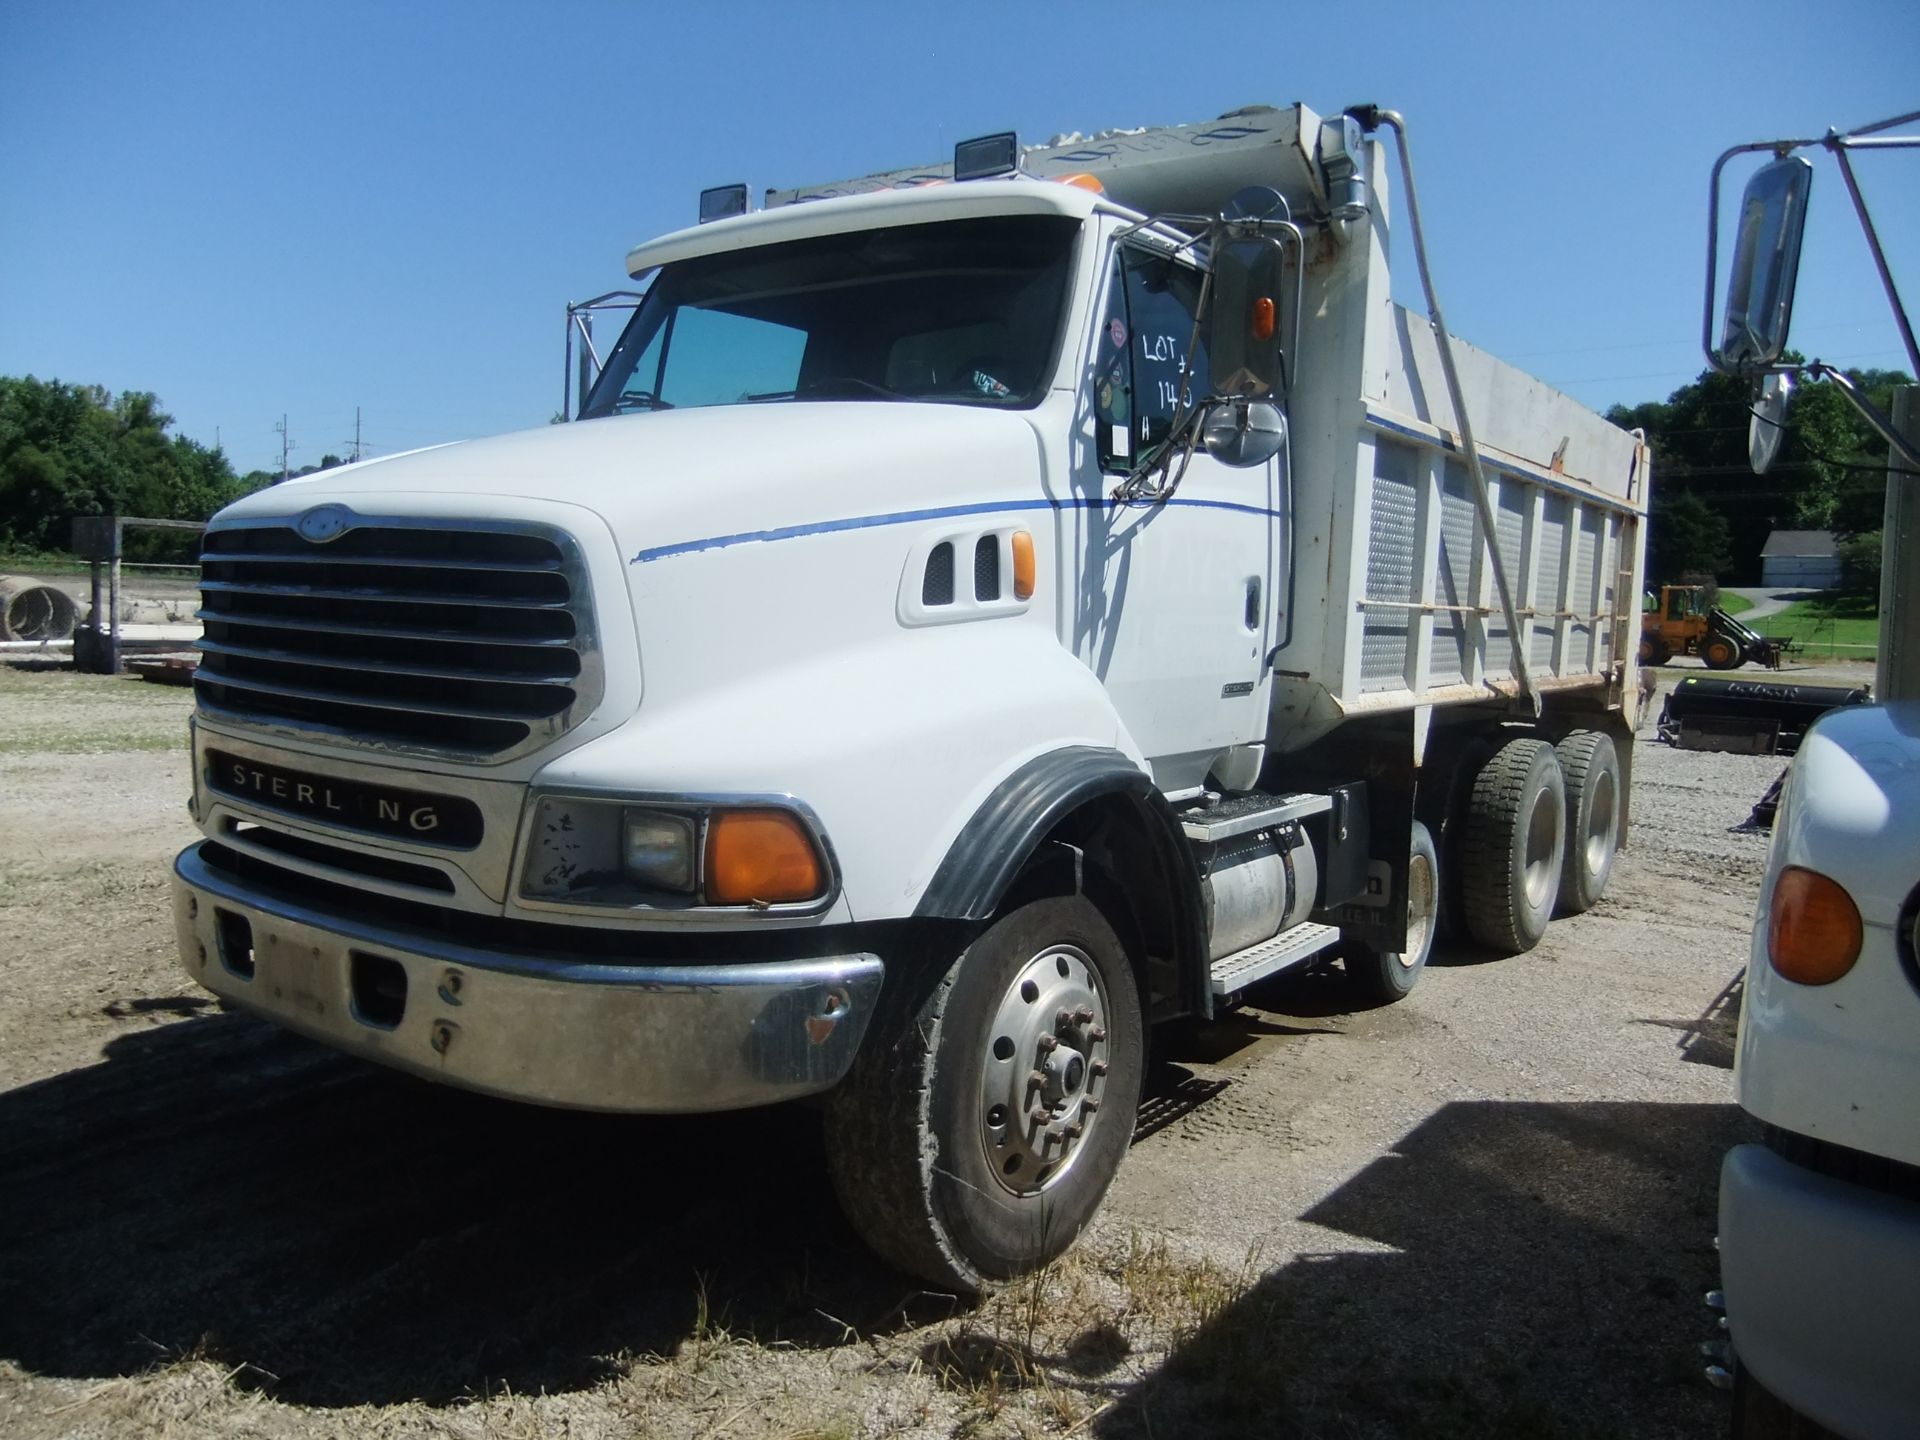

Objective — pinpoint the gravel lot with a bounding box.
[0,662,1866,1438]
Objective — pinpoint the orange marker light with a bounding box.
[705,810,825,905]
[1251,297,1276,341]
[1052,172,1105,193]
[1011,530,1036,600]
[1768,865,1862,985]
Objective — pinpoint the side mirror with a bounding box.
[1716,155,1813,370]
[1748,371,1794,474]
[1202,399,1285,468]
[1208,236,1286,398]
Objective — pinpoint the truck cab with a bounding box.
[173,103,1647,1291]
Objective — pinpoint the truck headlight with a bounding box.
[623,809,697,893]
[520,795,828,909]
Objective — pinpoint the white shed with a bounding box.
[1760,530,1841,590]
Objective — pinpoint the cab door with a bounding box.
[1067,233,1285,792]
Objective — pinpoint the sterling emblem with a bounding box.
[295,504,353,543]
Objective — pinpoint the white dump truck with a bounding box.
[173,102,1648,1291]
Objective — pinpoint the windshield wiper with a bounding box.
[611,391,674,413]
[749,377,910,403]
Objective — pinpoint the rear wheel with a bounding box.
[1555,731,1621,914]
[824,892,1143,1294]
[1344,820,1438,1003]
[1460,738,1566,955]
[1702,633,1742,669]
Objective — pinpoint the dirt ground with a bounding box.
[0,660,1865,1439]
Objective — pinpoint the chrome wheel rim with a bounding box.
[1523,785,1564,910]
[1584,769,1617,877]
[1398,848,1435,969]
[978,942,1111,1196]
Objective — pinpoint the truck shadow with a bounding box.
[1090,1097,1753,1439]
[0,1008,910,1407]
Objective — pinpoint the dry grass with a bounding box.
[0,664,193,755]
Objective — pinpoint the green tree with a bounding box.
[1647,489,1733,582]
[1608,361,1912,579]
[0,374,264,553]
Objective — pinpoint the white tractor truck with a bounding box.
[172,103,1649,1291]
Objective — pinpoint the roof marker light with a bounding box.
[698,184,749,224]
[953,132,1020,182]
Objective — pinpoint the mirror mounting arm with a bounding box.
[1828,136,1920,380]
[1808,363,1920,472]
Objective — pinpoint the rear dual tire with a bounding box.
[1554,731,1620,914]
[1461,738,1567,955]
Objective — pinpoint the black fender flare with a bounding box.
[914,745,1208,1013]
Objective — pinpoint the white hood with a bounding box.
[216,402,1052,566]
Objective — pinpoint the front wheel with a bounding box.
[824,893,1143,1294]
[1703,634,1742,670]
[1344,820,1439,1003]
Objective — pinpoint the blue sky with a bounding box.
[2,0,1915,476]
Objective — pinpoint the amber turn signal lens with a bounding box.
[1252,296,1276,341]
[1768,865,1862,985]
[705,810,824,905]
[1011,530,1036,600]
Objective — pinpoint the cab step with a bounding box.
[1182,792,1331,846]
[1209,921,1343,997]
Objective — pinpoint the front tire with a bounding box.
[1703,634,1742,669]
[1345,820,1439,1003]
[824,893,1143,1294]
[1460,738,1566,955]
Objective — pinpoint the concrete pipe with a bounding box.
[0,577,80,642]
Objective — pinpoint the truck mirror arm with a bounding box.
[1803,363,1920,473]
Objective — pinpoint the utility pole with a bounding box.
[276,414,294,483]
[353,406,363,463]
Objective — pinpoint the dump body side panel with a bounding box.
[1268,162,1647,755]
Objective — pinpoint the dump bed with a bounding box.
[1265,148,1647,750]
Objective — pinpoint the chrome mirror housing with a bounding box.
[1749,371,1794,474]
[1716,155,1814,371]
[1201,399,1285,468]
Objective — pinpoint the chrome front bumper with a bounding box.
[172,842,884,1113]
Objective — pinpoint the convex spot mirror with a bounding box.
[1717,155,1813,370]
[1208,235,1286,399]
[1749,370,1793,474]
[1202,399,1285,468]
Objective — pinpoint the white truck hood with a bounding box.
[216,402,1052,565]
[1779,700,1920,930]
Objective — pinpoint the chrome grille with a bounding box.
[195,520,599,761]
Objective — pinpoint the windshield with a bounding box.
[579,214,1080,418]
